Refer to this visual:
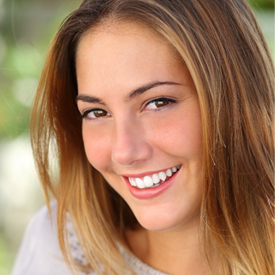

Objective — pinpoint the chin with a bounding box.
[133,207,201,232]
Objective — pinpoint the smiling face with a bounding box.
[76,22,203,231]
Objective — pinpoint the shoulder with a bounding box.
[12,201,72,275]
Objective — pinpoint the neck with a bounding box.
[126,216,209,275]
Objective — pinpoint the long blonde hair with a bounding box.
[30,0,274,274]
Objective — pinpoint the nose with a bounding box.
[112,119,152,166]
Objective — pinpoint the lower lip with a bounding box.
[124,169,180,200]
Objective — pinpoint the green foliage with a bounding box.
[0,41,38,139]
[0,231,12,275]
[0,0,78,140]
[248,0,274,9]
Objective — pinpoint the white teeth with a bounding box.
[135,178,145,189]
[144,176,153,187]
[128,165,181,189]
[158,171,166,181]
[152,173,160,184]
[129,178,136,186]
[166,169,172,177]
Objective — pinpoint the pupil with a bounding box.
[95,110,106,117]
[156,100,168,107]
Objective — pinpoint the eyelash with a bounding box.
[78,97,176,120]
[78,108,110,121]
[144,97,176,110]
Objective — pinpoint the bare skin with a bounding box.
[126,216,207,275]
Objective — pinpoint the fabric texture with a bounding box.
[12,202,169,275]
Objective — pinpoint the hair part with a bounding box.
[31,0,274,274]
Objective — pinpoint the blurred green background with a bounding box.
[0,0,274,274]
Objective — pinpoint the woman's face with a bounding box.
[76,23,203,231]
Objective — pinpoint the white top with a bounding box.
[12,202,169,275]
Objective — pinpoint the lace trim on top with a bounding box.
[66,217,169,275]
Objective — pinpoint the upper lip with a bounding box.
[120,165,181,178]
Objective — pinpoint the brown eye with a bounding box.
[93,110,108,117]
[155,100,170,108]
[81,108,110,120]
[145,97,176,110]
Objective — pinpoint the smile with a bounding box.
[128,165,181,189]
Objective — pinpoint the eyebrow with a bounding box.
[76,94,105,105]
[76,81,180,104]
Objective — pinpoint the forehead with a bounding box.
[76,21,182,66]
[76,22,185,78]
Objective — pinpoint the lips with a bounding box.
[127,165,181,189]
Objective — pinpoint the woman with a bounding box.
[12,0,274,274]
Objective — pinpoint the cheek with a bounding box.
[82,126,112,170]
[177,115,203,157]
[147,104,203,159]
